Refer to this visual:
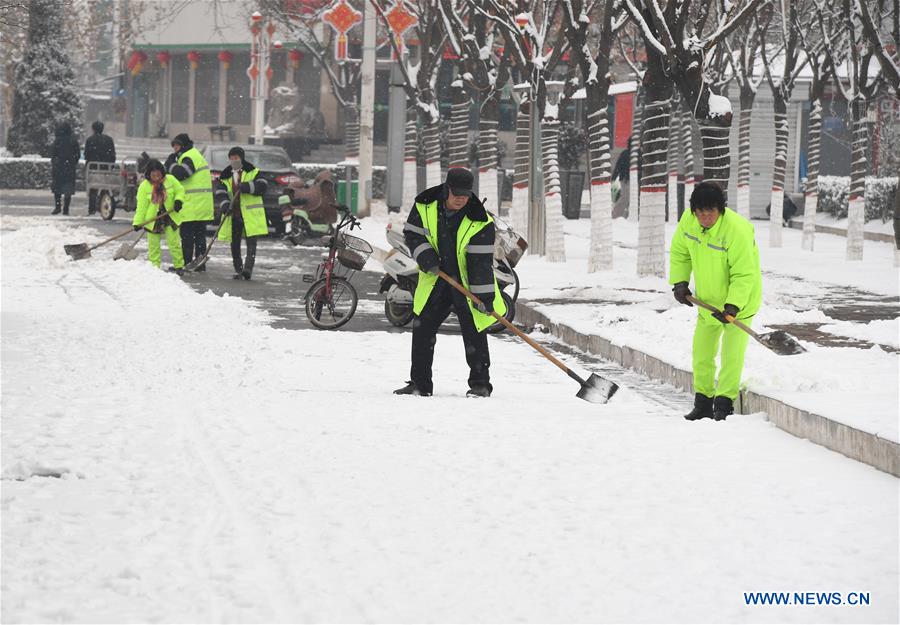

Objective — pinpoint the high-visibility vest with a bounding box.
[412,199,506,332]
[176,147,213,222]
[133,175,185,231]
[218,167,268,240]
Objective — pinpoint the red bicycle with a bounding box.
[302,207,372,330]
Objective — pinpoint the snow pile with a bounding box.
[511,217,900,441]
[2,221,898,623]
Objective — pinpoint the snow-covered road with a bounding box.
[2,220,897,623]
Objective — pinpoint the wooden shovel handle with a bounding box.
[436,270,576,377]
[89,210,175,251]
[686,295,761,341]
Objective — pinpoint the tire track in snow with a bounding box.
[180,414,305,622]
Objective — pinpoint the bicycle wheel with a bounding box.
[304,276,359,330]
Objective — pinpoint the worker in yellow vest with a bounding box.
[394,168,506,398]
[213,147,269,280]
[165,133,213,270]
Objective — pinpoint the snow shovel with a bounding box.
[184,186,240,272]
[113,229,144,261]
[64,210,174,261]
[436,270,619,404]
[686,295,806,355]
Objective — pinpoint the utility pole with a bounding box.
[357,0,377,217]
[385,59,407,211]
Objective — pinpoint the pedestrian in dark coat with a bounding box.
[50,122,80,216]
[84,120,116,214]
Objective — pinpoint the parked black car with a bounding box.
[202,145,301,234]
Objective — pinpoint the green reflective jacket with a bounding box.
[669,207,762,319]
[133,175,185,231]
[412,198,507,332]
[217,168,268,241]
[177,147,214,222]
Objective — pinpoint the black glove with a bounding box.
[173,199,183,212]
[239,182,252,194]
[164,153,176,169]
[133,225,142,232]
[712,303,739,324]
[672,281,693,306]
[420,262,439,275]
[476,298,495,314]
[221,202,232,216]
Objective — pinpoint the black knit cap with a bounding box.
[446,167,473,196]
[171,133,192,149]
[228,146,245,159]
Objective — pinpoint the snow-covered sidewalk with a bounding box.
[475,214,899,444]
[2,217,898,623]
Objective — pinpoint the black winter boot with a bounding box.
[684,393,714,421]
[393,381,431,396]
[52,195,62,215]
[466,386,491,398]
[712,396,734,421]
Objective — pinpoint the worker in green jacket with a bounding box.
[669,181,762,421]
[213,147,269,280]
[165,134,214,270]
[133,159,185,274]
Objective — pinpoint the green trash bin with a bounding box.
[336,180,359,214]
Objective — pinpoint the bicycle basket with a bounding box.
[337,248,367,271]
[336,232,372,270]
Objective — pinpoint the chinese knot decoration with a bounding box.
[322,0,362,62]
[384,1,416,59]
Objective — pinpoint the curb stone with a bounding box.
[516,299,900,477]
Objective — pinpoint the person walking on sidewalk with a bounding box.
[50,122,79,216]
[213,147,268,280]
[670,181,762,421]
[165,134,214,270]
[133,159,185,274]
[83,120,116,215]
[393,168,507,398]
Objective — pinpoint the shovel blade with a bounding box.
[759,330,806,355]
[576,373,619,404]
[64,243,90,260]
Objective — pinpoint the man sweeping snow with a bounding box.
[669,182,763,421]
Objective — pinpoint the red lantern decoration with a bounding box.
[127,50,148,76]
[288,48,303,69]
[187,50,201,70]
[156,51,170,68]
[218,50,234,69]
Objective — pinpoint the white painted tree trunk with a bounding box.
[510,100,531,238]
[666,97,681,222]
[479,167,499,214]
[768,106,789,248]
[636,98,670,278]
[587,104,613,272]
[846,101,867,261]
[542,122,566,262]
[682,108,695,213]
[736,103,754,218]
[400,109,418,217]
[801,100,822,251]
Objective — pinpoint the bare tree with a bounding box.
[759,0,812,248]
[476,0,570,261]
[818,0,883,261]
[616,23,646,222]
[623,0,762,277]
[564,0,627,271]
[725,10,767,218]
[440,0,511,212]
[858,0,900,97]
